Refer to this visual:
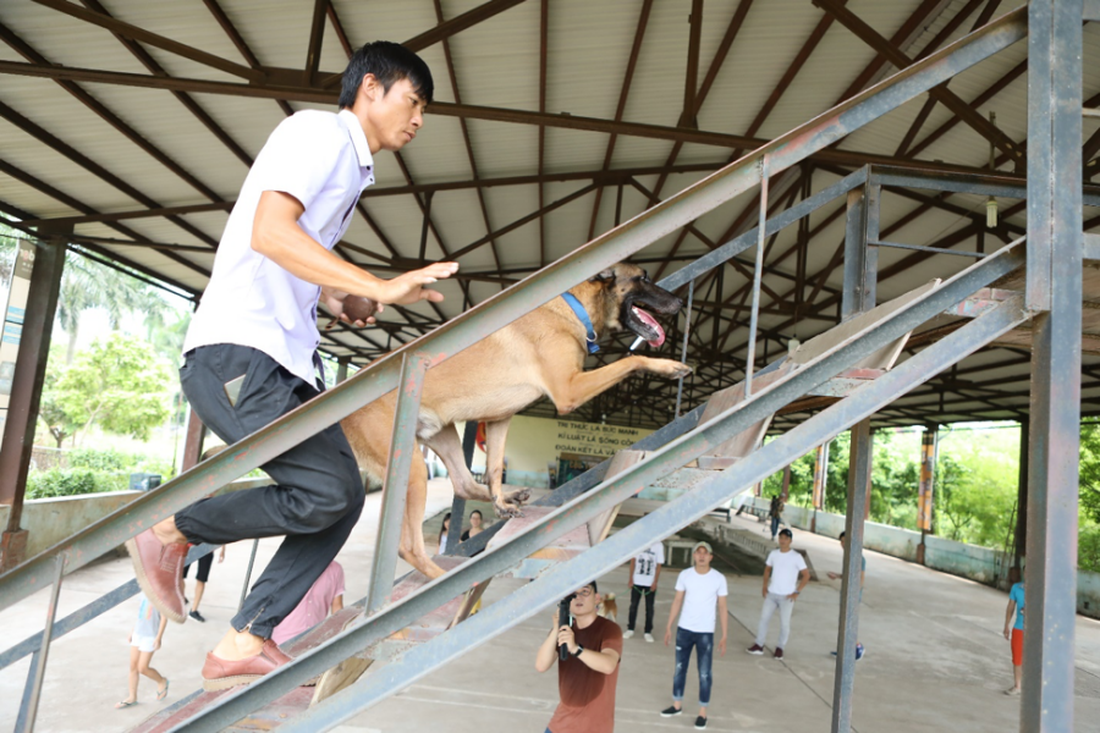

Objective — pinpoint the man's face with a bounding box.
[364,76,426,152]
[778,534,792,551]
[693,547,713,568]
[570,585,599,615]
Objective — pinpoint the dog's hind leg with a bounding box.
[397,454,446,580]
[424,425,493,502]
[425,423,530,515]
[483,417,529,517]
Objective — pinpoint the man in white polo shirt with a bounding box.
[661,541,728,730]
[125,41,458,690]
[747,528,810,660]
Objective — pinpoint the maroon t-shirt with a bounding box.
[548,615,623,733]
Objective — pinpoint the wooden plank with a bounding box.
[791,279,940,370]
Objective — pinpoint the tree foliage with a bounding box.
[46,333,172,443]
[55,250,171,364]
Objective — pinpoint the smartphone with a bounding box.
[223,374,246,407]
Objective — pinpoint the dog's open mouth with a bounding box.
[629,305,666,348]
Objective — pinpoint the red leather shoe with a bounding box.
[201,639,293,691]
[125,529,188,623]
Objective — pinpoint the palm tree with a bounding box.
[55,250,171,364]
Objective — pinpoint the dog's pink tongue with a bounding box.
[632,306,666,347]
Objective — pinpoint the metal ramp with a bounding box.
[123,243,1027,732]
[0,6,1081,731]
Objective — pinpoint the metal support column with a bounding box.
[841,175,878,321]
[336,356,351,384]
[1014,418,1029,569]
[366,352,430,614]
[0,235,65,572]
[811,442,829,533]
[1023,2,1083,730]
[916,424,938,565]
[180,407,207,472]
[832,418,872,733]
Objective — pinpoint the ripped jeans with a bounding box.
[672,627,714,706]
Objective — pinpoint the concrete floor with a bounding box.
[3,478,1099,732]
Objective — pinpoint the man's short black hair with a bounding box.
[339,40,434,109]
[587,580,598,594]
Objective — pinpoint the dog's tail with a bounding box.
[603,592,616,602]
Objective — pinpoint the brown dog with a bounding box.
[340,263,692,580]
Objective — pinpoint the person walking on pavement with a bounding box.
[1003,566,1025,695]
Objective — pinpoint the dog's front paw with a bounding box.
[504,487,532,505]
[493,498,525,519]
[648,359,692,379]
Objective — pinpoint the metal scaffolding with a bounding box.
[0,3,1087,731]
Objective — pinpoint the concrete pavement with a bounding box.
[2,479,1098,732]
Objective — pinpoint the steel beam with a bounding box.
[274,292,1030,733]
[917,425,938,564]
[1022,2,1083,731]
[0,237,64,571]
[174,251,1026,730]
[367,353,429,614]
[832,417,872,733]
[0,4,1030,615]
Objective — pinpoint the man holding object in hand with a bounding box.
[535,581,623,733]
[125,41,458,691]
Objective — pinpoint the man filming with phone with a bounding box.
[535,580,623,733]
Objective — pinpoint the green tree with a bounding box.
[1079,421,1100,525]
[48,333,172,444]
[55,250,170,364]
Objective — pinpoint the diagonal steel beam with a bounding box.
[587,0,654,241]
[30,0,261,80]
[0,0,1030,618]
[403,0,529,52]
[815,0,1023,164]
[185,244,1028,732]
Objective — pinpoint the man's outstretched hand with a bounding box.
[377,261,459,305]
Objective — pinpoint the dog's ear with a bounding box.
[588,268,616,283]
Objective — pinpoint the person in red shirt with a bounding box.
[535,581,623,733]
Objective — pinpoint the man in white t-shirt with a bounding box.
[747,528,810,660]
[125,41,459,691]
[624,542,664,642]
[661,541,728,730]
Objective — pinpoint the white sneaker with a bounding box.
[644,633,655,643]
[623,630,634,639]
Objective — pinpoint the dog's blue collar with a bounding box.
[561,292,600,354]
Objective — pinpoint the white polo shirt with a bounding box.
[184,109,375,384]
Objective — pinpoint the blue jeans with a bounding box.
[672,627,714,706]
[770,516,780,538]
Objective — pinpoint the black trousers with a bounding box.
[628,584,657,633]
[176,344,365,639]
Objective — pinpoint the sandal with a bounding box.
[115,700,137,709]
[156,679,170,701]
